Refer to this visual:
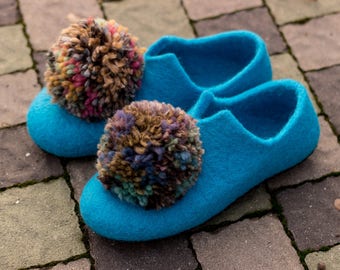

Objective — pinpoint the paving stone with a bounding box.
[334,198,340,210]
[103,0,194,47]
[268,117,340,190]
[194,7,286,55]
[266,0,340,25]
[183,0,262,21]
[281,13,340,71]
[88,229,197,270]
[0,70,40,127]
[0,179,86,269]
[271,53,319,112]
[19,0,102,51]
[32,258,91,270]
[204,185,271,226]
[0,0,20,26]
[0,125,63,188]
[305,245,340,270]
[191,215,303,270]
[67,157,96,202]
[277,177,340,250]
[33,51,47,84]
[0,24,33,75]
[306,65,340,133]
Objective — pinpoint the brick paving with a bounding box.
[0,0,339,269]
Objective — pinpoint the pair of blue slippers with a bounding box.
[27,26,320,241]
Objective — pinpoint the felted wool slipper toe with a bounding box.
[136,30,272,110]
[26,17,145,157]
[27,88,106,157]
[80,79,320,241]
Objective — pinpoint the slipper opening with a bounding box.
[200,86,298,139]
[148,34,257,88]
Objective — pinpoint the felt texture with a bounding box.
[80,79,320,241]
[136,30,272,111]
[26,30,271,157]
[27,88,106,157]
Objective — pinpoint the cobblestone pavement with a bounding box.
[0,0,339,269]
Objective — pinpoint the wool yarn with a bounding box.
[96,100,204,209]
[45,17,145,121]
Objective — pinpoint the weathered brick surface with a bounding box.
[266,0,340,25]
[194,7,285,54]
[306,65,340,133]
[281,13,340,71]
[192,215,304,270]
[277,177,340,250]
[0,179,86,269]
[183,0,262,20]
[32,258,91,270]
[103,0,194,47]
[67,157,96,202]
[0,24,32,75]
[19,0,102,51]
[305,245,340,270]
[268,117,340,190]
[0,125,63,188]
[0,70,40,127]
[33,51,47,84]
[203,185,271,226]
[0,0,20,26]
[88,229,198,270]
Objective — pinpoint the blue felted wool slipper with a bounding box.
[136,30,272,110]
[27,26,271,158]
[26,18,145,158]
[80,79,320,241]
[27,88,106,157]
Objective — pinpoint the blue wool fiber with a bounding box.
[80,79,320,241]
[27,88,106,157]
[136,30,272,110]
[27,30,271,157]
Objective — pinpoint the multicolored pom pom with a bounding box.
[45,17,145,121]
[96,101,204,209]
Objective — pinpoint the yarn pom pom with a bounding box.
[96,101,204,209]
[45,17,145,121]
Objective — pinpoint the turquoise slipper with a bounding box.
[80,79,320,241]
[27,17,145,158]
[136,30,272,111]
[27,20,271,158]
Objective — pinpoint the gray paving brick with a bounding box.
[0,70,40,127]
[0,0,20,26]
[33,51,47,84]
[88,229,197,270]
[0,24,33,75]
[67,158,96,202]
[0,125,63,188]
[0,179,86,269]
[194,7,286,54]
[306,65,340,133]
[281,13,340,71]
[271,53,319,112]
[103,0,194,47]
[204,185,271,226]
[32,258,91,270]
[305,245,340,270]
[266,0,340,25]
[268,117,340,190]
[277,177,340,250]
[19,0,102,51]
[191,215,303,270]
[183,0,262,21]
